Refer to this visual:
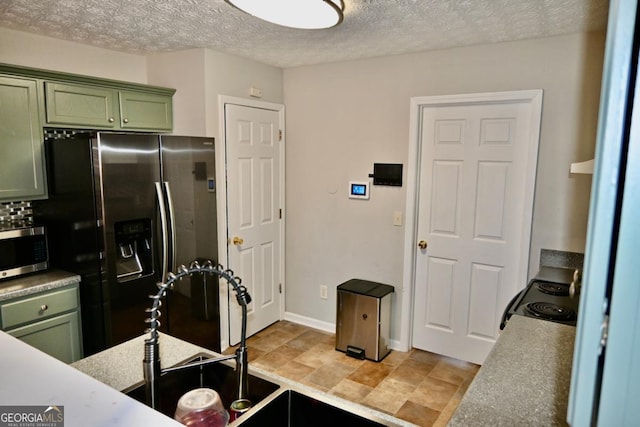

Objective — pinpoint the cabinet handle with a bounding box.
[123,118,129,124]
[40,304,48,312]
[108,117,115,123]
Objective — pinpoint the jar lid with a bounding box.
[175,388,223,421]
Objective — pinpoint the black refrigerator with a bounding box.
[34,131,221,356]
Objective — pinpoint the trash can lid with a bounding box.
[337,279,394,297]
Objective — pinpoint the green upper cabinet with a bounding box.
[45,82,118,128]
[44,82,173,131]
[0,75,47,201]
[0,63,175,133]
[119,90,173,131]
[0,63,175,201]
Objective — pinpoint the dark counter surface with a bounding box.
[534,266,576,284]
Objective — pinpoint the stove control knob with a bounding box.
[570,269,582,298]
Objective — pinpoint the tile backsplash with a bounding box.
[540,249,584,270]
[0,201,33,225]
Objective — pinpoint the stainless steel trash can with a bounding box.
[335,279,394,362]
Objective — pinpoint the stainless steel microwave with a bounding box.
[0,225,49,280]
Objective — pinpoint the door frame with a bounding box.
[399,90,543,351]
[217,95,286,350]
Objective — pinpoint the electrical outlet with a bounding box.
[320,285,328,300]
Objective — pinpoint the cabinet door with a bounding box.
[0,76,47,201]
[0,285,79,329]
[45,82,117,128]
[119,90,173,131]
[8,311,83,363]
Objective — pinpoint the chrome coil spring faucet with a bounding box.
[143,259,251,411]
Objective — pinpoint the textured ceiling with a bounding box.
[0,0,610,68]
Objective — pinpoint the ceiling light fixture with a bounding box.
[227,0,344,30]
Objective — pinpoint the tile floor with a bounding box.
[226,321,480,427]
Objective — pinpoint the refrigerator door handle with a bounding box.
[163,181,177,274]
[155,182,169,284]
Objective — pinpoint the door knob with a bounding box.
[418,240,428,250]
[232,236,244,245]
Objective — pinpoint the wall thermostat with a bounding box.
[349,181,370,199]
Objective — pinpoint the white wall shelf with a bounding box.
[570,159,594,174]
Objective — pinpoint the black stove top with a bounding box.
[502,276,580,328]
[523,301,577,322]
[536,281,571,296]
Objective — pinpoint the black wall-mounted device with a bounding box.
[369,163,403,186]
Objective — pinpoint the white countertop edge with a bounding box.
[0,331,181,426]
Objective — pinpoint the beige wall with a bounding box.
[147,49,208,136]
[203,49,284,137]
[1,25,605,347]
[146,48,284,138]
[283,32,605,343]
[0,28,147,82]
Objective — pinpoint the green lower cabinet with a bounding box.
[0,283,83,363]
[7,311,82,364]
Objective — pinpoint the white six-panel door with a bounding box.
[225,103,282,345]
[412,92,542,364]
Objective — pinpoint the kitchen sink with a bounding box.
[235,389,388,427]
[123,353,400,426]
[123,353,280,419]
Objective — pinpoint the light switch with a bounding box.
[393,211,402,226]
[249,87,263,98]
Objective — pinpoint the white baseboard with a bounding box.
[283,312,407,353]
[389,339,405,352]
[283,312,335,334]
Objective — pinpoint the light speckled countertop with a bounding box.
[71,333,218,392]
[6,269,575,426]
[0,269,80,301]
[448,315,575,426]
[72,333,415,427]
